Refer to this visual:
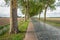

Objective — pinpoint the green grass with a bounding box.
[18,21,29,31]
[0,24,9,36]
[0,21,29,40]
[40,19,60,27]
[0,24,9,30]
[46,21,60,27]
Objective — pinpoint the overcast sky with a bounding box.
[0,0,60,17]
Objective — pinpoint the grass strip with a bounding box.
[0,21,29,40]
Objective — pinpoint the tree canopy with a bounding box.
[4,0,56,17]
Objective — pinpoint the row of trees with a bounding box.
[4,0,56,34]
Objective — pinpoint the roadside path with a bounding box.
[24,22,38,40]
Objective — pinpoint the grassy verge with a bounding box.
[0,21,29,40]
[46,21,60,27]
[40,19,60,28]
[0,24,9,36]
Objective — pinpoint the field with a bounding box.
[40,17,60,27]
[46,18,60,22]
[0,18,10,26]
[0,18,24,26]
[41,17,60,20]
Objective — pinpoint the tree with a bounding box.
[18,0,30,21]
[28,0,42,17]
[16,0,44,19]
[41,0,56,23]
[37,2,44,20]
[21,8,27,21]
[5,0,19,34]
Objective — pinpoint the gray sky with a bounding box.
[0,0,60,17]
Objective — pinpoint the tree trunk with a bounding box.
[25,12,27,21]
[27,0,29,19]
[24,0,30,21]
[39,14,40,20]
[24,7,28,21]
[9,0,19,34]
[44,7,47,23]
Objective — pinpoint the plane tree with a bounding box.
[4,0,19,34]
[40,0,56,23]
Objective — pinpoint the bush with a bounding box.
[0,25,9,36]
[0,26,4,30]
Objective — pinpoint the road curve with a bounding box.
[31,18,60,40]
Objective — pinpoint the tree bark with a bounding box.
[27,0,29,19]
[39,14,40,20]
[24,6,28,22]
[9,0,19,34]
[44,7,47,23]
[25,11,27,21]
